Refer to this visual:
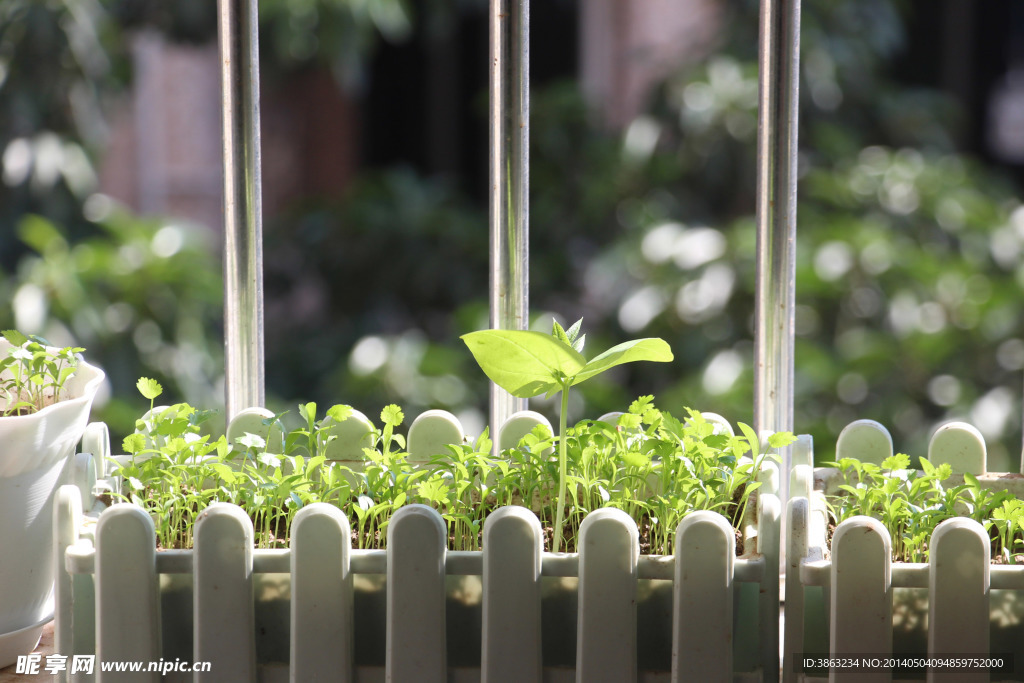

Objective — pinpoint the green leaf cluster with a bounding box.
[0,330,84,416]
[112,380,788,554]
[825,456,1020,563]
[425,396,791,555]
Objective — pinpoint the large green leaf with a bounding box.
[461,330,586,398]
[571,338,673,386]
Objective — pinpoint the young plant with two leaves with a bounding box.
[462,320,673,551]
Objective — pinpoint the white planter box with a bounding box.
[783,421,1023,683]
[54,411,783,682]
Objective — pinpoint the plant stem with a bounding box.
[554,385,569,553]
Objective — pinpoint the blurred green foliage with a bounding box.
[2,0,1023,469]
[262,169,487,419]
[615,0,1024,467]
[106,0,416,85]
[314,0,1024,466]
[0,0,123,268]
[1,208,224,437]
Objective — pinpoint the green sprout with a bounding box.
[462,318,673,552]
[0,330,84,416]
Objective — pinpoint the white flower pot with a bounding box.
[0,342,103,668]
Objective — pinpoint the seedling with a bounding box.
[0,330,83,416]
[113,372,792,555]
[463,319,673,551]
[824,454,1020,562]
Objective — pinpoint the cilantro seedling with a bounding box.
[113,369,790,555]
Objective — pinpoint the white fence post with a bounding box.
[322,409,375,460]
[95,505,160,682]
[758,493,781,682]
[783,497,807,683]
[225,408,280,451]
[497,411,552,452]
[386,504,447,682]
[835,420,893,465]
[927,519,989,683]
[482,506,543,682]
[928,422,987,475]
[829,517,892,683]
[672,511,734,682]
[576,508,639,683]
[194,504,256,682]
[82,422,111,478]
[54,485,83,683]
[289,504,353,683]
[407,410,465,462]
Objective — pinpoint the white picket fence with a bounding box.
[783,420,1024,683]
[54,412,783,682]
[62,410,1024,682]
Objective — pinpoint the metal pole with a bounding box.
[754,0,801,497]
[219,0,265,419]
[489,0,530,437]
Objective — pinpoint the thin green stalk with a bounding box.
[554,384,569,553]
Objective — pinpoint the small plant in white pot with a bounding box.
[0,330,104,668]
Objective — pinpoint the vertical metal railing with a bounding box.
[219,0,265,419]
[754,0,801,504]
[216,1,793,464]
[489,0,530,436]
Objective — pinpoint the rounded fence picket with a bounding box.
[928,518,989,682]
[225,407,279,451]
[322,408,375,460]
[95,504,159,682]
[576,508,639,683]
[82,421,111,478]
[290,504,353,683]
[783,497,808,683]
[835,420,893,466]
[673,511,734,682]
[758,492,781,679]
[829,517,892,683]
[497,410,552,452]
[482,506,543,683]
[386,504,447,682]
[407,410,465,462]
[53,485,83,675]
[193,504,256,682]
[928,422,987,476]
